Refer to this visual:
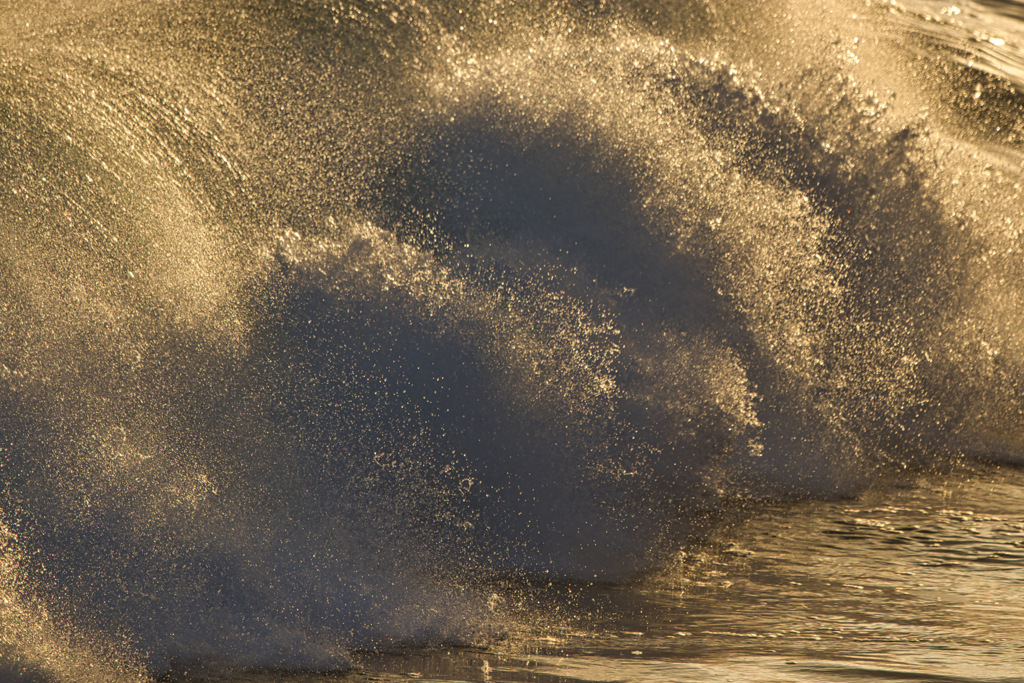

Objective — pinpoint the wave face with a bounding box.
[2,0,1024,678]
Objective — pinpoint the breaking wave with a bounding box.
[1,0,1023,678]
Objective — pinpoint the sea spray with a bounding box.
[1,0,1023,678]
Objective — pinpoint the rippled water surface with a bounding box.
[349,466,1024,683]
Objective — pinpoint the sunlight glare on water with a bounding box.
[354,466,1024,683]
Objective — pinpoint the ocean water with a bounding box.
[1,1,1023,681]
[353,464,1024,683]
